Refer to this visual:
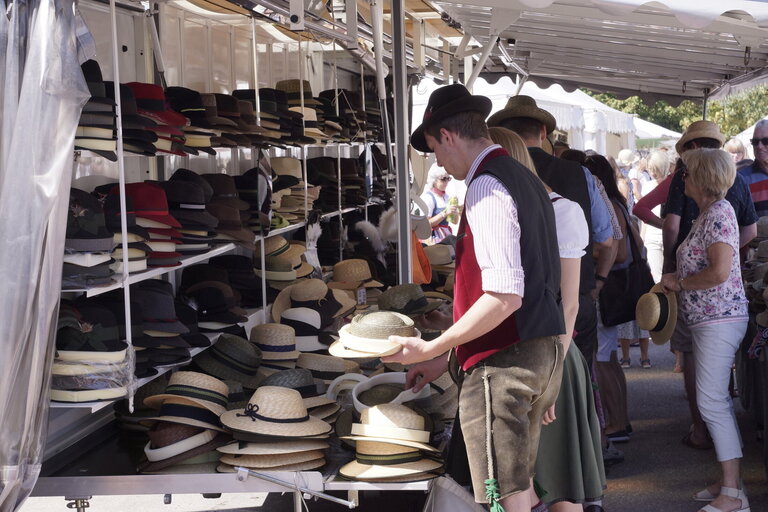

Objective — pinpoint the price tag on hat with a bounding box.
[356,287,367,305]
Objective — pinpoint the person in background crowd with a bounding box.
[490,127,606,512]
[661,149,750,512]
[584,153,635,443]
[554,139,570,158]
[724,137,753,171]
[487,96,615,370]
[738,120,768,217]
[420,164,459,243]
[617,149,639,209]
[390,84,564,512]
[663,120,757,452]
[629,157,652,202]
[607,155,634,206]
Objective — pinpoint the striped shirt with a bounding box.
[464,144,525,297]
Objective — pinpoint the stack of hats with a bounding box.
[217,386,332,472]
[51,299,131,402]
[251,323,300,379]
[329,311,417,359]
[231,89,283,143]
[270,157,306,223]
[75,60,117,161]
[105,82,159,156]
[307,157,341,213]
[313,95,344,140]
[164,86,218,155]
[209,254,269,308]
[256,88,299,144]
[315,221,344,266]
[338,404,443,482]
[271,278,357,326]
[193,333,263,391]
[259,368,340,421]
[202,174,255,249]
[319,89,365,141]
[179,264,248,334]
[235,156,273,235]
[199,93,242,147]
[157,175,219,255]
[256,236,314,288]
[114,183,183,267]
[62,188,116,289]
[113,377,168,433]
[126,82,191,156]
[168,169,219,251]
[101,191,152,274]
[214,93,268,146]
[279,308,335,353]
[423,244,455,275]
[130,280,193,371]
[138,371,231,474]
[340,159,367,207]
[296,352,361,393]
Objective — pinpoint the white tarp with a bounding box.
[634,117,681,140]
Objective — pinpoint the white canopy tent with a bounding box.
[633,117,681,147]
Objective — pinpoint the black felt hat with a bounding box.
[410,84,492,153]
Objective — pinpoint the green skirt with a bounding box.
[534,343,606,504]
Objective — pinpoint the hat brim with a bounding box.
[216,458,325,473]
[339,457,443,480]
[410,95,492,153]
[140,414,225,432]
[220,408,332,438]
[143,394,226,416]
[137,433,230,473]
[328,339,401,360]
[271,286,356,323]
[487,103,557,134]
[219,449,326,468]
[216,438,329,455]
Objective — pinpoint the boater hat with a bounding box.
[341,403,440,453]
[250,323,300,360]
[144,371,229,416]
[410,84,492,153]
[635,283,678,345]
[487,95,557,134]
[260,368,336,410]
[675,120,726,154]
[220,386,332,438]
[330,311,417,359]
[271,278,357,324]
[193,334,263,389]
[327,259,384,290]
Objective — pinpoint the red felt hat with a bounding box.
[113,182,182,228]
[126,82,190,128]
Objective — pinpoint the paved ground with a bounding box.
[20,341,768,511]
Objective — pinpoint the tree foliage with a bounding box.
[584,86,768,137]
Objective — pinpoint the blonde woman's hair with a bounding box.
[488,127,537,174]
[681,148,735,200]
[646,150,670,180]
[723,138,747,158]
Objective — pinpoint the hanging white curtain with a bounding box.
[0,0,89,510]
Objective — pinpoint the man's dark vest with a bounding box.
[529,147,596,294]
[454,149,564,370]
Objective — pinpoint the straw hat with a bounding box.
[487,95,557,134]
[296,352,361,384]
[220,386,332,437]
[193,334,263,389]
[341,403,439,452]
[327,259,384,290]
[140,399,226,432]
[217,438,328,455]
[617,149,639,167]
[289,106,329,141]
[376,284,448,316]
[280,308,331,352]
[635,283,678,345]
[329,312,417,359]
[675,120,725,154]
[423,244,454,272]
[144,371,229,416]
[339,439,443,481]
[137,423,230,473]
[259,368,335,410]
[308,402,341,420]
[250,323,300,360]
[271,278,357,324]
[220,448,326,469]
[216,458,325,473]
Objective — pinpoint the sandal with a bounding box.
[698,486,750,511]
[641,359,651,369]
[620,358,630,369]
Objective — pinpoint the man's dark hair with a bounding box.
[424,111,489,143]
[683,137,721,151]
[497,117,543,140]
[585,154,627,210]
[560,149,587,165]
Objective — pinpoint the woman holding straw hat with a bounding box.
[489,127,604,512]
[660,148,750,512]
[419,164,460,244]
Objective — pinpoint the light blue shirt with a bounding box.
[583,167,613,243]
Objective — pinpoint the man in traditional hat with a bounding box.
[385,84,564,512]
[738,119,768,217]
[486,95,616,371]
[662,120,757,450]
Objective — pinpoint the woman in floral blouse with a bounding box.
[661,148,749,512]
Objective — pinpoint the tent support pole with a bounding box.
[702,88,710,120]
[392,0,411,284]
[465,37,497,90]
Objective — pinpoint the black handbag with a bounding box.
[598,209,655,327]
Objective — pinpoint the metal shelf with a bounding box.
[64,243,237,298]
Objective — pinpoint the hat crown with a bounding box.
[251,323,296,346]
[290,279,328,301]
[423,244,453,265]
[247,386,309,420]
[505,94,538,110]
[162,370,229,401]
[213,334,262,364]
[332,259,373,282]
[348,311,416,339]
[289,106,318,122]
[260,368,315,389]
[356,439,419,456]
[296,352,358,373]
[361,403,425,431]
[423,84,473,123]
[272,157,303,178]
[377,284,425,311]
[281,307,322,329]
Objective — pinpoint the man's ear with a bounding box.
[539,124,547,143]
[439,127,455,146]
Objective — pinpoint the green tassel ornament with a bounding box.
[484,478,505,512]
